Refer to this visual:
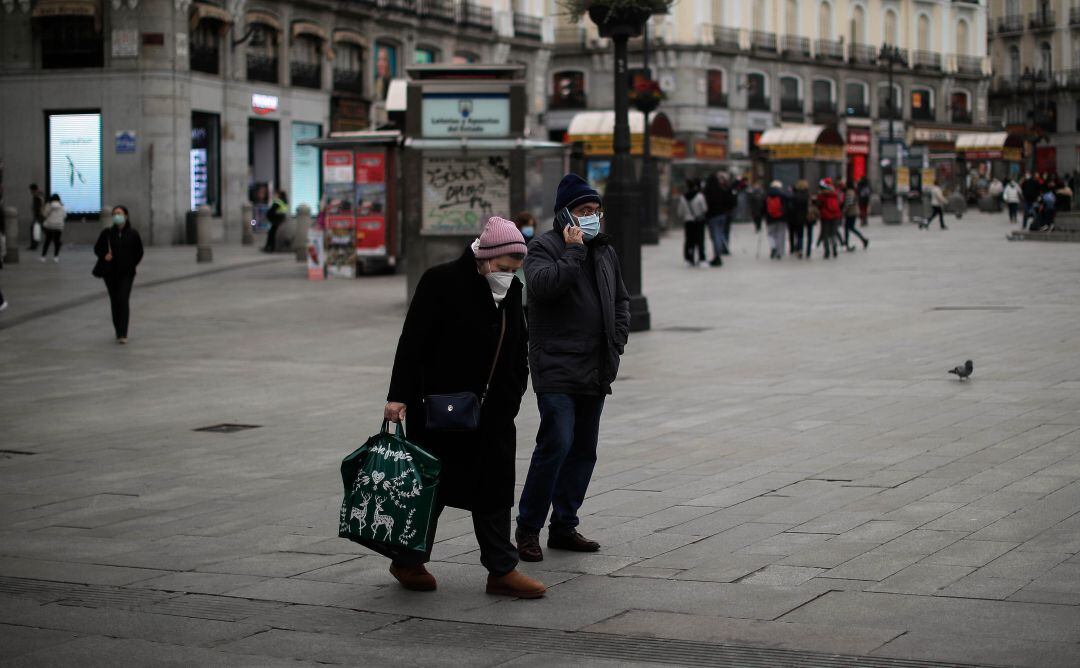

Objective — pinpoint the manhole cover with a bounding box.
[193,424,261,434]
[0,450,35,459]
[930,306,1020,312]
[656,326,713,333]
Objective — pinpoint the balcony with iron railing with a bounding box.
[460,1,493,31]
[291,62,322,89]
[990,75,1022,95]
[782,35,810,58]
[955,54,982,75]
[812,99,837,115]
[380,0,417,12]
[747,94,770,111]
[845,102,869,117]
[780,97,803,113]
[914,50,942,71]
[996,14,1024,34]
[190,43,219,75]
[247,54,278,83]
[1029,8,1055,30]
[333,68,363,94]
[513,13,542,39]
[554,26,586,47]
[951,108,973,124]
[911,105,935,121]
[420,0,456,23]
[713,26,740,51]
[877,102,903,119]
[815,39,844,61]
[751,30,776,53]
[849,43,877,65]
[708,92,729,108]
[1057,68,1080,88]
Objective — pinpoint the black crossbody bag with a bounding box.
[423,311,506,432]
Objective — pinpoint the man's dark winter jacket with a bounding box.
[525,219,631,396]
[387,247,528,511]
[93,224,144,276]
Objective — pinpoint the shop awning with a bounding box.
[32,0,97,18]
[291,21,326,42]
[189,2,232,29]
[332,29,367,48]
[955,132,1023,161]
[565,110,674,158]
[245,10,281,31]
[757,124,844,161]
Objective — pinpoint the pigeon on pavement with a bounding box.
[949,360,974,381]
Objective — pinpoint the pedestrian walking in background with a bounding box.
[1003,178,1021,224]
[676,179,707,267]
[1021,173,1041,229]
[40,194,65,262]
[843,181,870,250]
[788,180,811,258]
[516,173,631,564]
[513,211,537,243]
[383,215,546,599]
[763,180,788,260]
[702,174,726,266]
[815,178,841,259]
[926,183,949,230]
[28,183,44,251]
[1032,185,1056,232]
[263,190,288,252]
[748,181,766,234]
[857,177,872,227]
[93,206,144,344]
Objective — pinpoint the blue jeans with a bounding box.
[516,393,605,535]
[706,215,728,259]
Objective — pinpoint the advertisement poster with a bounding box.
[326,214,356,278]
[291,122,321,215]
[48,112,102,215]
[306,229,326,281]
[323,150,353,184]
[355,152,387,256]
[190,148,208,210]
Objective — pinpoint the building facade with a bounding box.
[0,0,548,245]
[988,0,1080,176]
[548,0,990,193]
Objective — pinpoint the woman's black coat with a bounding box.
[93,224,144,276]
[386,247,528,512]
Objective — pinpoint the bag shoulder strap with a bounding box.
[481,310,507,403]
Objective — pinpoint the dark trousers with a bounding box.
[788,225,804,254]
[41,230,62,257]
[683,221,706,264]
[929,206,946,228]
[1007,202,1019,223]
[105,274,134,338]
[844,216,868,247]
[265,221,281,251]
[517,393,605,536]
[394,503,518,576]
[819,220,839,258]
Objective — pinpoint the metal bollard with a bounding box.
[196,205,213,263]
[241,202,254,246]
[3,206,18,264]
[293,204,312,262]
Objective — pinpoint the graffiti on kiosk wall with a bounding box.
[422,154,510,234]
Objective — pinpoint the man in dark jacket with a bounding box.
[515,174,631,562]
[1021,174,1042,230]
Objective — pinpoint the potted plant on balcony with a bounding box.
[629,77,665,113]
[559,0,674,37]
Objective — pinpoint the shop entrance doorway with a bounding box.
[248,118,279,229]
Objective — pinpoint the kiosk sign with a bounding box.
[421,94,510,137]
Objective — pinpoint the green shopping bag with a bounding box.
[338,421,441,560]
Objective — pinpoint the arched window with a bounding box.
[332,40,364,94]
[785,0,799,36]
[780,75,802,111]
[950,90,971,124]
[850,5,865,44]
[1008,45,1021,78]
[884,9,898,45]
[1040,42,1053,76]
[414,46,439,64]
[246,20,280,84]
[917,14,930,52]
[551,70,586,109]
[746,71,769,110]
[878,82,902,118]
[290,33,323,89]
[707,69,728,107]
[819,1,832,40]
[453,51,480,64]
[844,81,868,116]
[911,86,934,120]
[956,19,969,56]
[812,78,835,113]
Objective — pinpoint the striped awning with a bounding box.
[245,9,281,32]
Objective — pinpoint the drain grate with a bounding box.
[193,423,261,433]
[0,449,35,459]
[656,326,714,333]
[368,618,992,668]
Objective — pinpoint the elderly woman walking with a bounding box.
[382,216,546,599]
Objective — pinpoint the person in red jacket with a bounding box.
[814,178,842,259]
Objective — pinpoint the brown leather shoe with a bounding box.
[389,563,437,591]
[547,529,600,552]
[515,527,543,562]
[486,570,546,599]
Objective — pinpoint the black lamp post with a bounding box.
[589,4,651,332]
[878,44,907,224]
[1020,68,1045,176]
[638,21,660,245]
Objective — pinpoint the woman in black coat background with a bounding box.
[382,216,546,599]
[94,205,144,343]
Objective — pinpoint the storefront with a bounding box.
[846,126,871,186]
[956,131,1024,190]
[907,125,959,195]
[756,124,844,186]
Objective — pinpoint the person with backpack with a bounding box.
[676,179,707,267]
[814,178,842,259]
[856,177,872,227]
[843,181,869,251]
[763,180,789,260]
[40,194,65,263]
[263,189,288,252]
[788,180,811,258]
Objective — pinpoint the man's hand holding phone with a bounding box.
[563,220,585,246]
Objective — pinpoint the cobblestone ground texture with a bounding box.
[1,213,1078,666]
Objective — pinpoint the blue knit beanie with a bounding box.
[554,173,602,214]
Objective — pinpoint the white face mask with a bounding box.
[575,212,601,240]
[484,263,515,303]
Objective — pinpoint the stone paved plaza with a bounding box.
[1,212,1079,667]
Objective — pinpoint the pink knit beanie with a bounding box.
[473,216,528,259]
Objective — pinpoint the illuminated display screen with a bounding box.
[48,113,102,215]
